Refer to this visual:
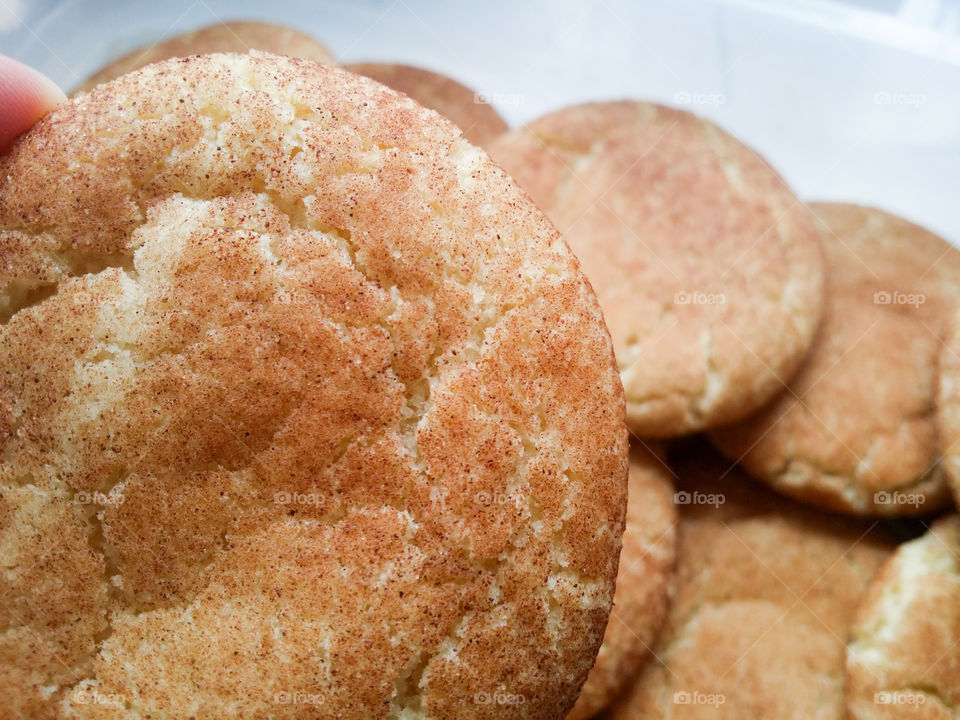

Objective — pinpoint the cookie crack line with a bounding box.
[51,293,573,718]
[764,423,944,510]
[389,391,610,718]
[711,399,945,508]
[45,269,524,715]
[0,82,378,326]
[63,269,525,650]
[3,187,512,709]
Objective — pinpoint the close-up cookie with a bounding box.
[345,63,508,149]
[74,20,336,92]
[488,101,825,437]
[846,515,960,719]
[936,308,960,507]
[610,443,893,720]
[712,203,960,516]
[568,444,677,720]
[0,52,629,719]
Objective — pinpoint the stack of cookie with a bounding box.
[488,97,960,718]
[70,20,509,150]
[1,18,956,720]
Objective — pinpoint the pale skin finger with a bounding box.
[0,54,66,155]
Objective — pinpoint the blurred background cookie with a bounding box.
[569,443,677,720]
[74,20,335,92]
[936,309,960,509]
[712,203,960,516]
[489,101,824,438]
[846,516,960,719]
[610,442,894,720]
[345,63,508,149]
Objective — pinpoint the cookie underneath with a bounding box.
[713,203,960,516]
[846,516,960,719]
[75,20,336,93]
[567,444,676,720]
[345,63,508,149]
[610,443,893,720]
[936,308,960,508]
[488,101,824,437]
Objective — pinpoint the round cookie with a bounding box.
[488,101,824,437]
[75,20,335,92]
[568,444,677,720]
[0,53,628,719]
[712,203,960,516]
[345,63,508,149]
[846,516,960,719]
[936,309,960,508]
[610,443,893,720]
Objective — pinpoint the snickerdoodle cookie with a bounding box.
[75,20,335,92]
[488,101,824,437]
[936,309,960,508]
[0,52,628,719]
[846,515,960,719]
[345,63,508,149]
[610,444,893,720]
[568,444,676,720]
[712,203,960,515]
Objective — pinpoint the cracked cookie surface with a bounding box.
[610,443,893,720]
[488,101,824,437]
[712,203,960,516]
[846,515,960,719]
[0,52,628,719]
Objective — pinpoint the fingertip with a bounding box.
[0,54,67,154]
[29,62,68,108]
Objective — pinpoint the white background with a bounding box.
[2,0,959,242]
